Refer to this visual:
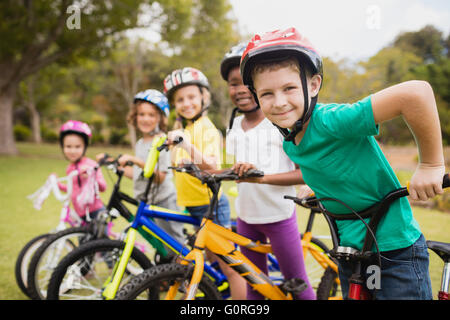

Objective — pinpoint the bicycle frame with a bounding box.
[101,136,293,300]
[301,208,339,275]
[28,171,85,232]
[292,174,450,300]
[179,217,291,300]
[101,203,230,299]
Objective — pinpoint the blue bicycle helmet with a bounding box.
[133,89,170,117]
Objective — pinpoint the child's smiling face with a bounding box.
[253,65,305,130]
[63,134,85,163]
[227,66,257,111]
[173,84,203,120]
[136,102,161,135]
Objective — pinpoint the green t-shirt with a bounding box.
[283,95,421,252]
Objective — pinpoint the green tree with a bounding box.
[412,59,450,144]
[0,0,148,155]
[163,0,240,131]
[393,25,444,63]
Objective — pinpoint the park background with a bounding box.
[0,0,449,300]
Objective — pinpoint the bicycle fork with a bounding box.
[439,261,449,300]
[102,228,137,300]
[348,261,371,300]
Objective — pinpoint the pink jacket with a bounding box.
[58,157,107,218]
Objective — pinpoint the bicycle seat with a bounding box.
[426,240,450,262]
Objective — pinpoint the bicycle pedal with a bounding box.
[280,278,308,295]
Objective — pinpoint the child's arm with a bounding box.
[371,80,445,201]
[168,130,218,170]
[232,162,305,185]
[95,168,107,192]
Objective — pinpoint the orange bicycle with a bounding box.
[115,164,340,300]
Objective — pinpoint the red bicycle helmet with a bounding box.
[240,27,323,143]
[240,27,323,88]
[163,67,209,102]
[163,67,210,122]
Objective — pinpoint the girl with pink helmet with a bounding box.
[57,120,107,221]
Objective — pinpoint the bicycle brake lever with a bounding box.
[283,195,318,207]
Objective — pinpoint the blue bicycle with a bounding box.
[46,136,321,300]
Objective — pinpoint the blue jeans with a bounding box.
[185,195,231,228]
[337,234,432,300]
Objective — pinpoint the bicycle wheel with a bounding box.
[15,233,51,298]
[46,239,152,300]
[300,236,340,299]
[115,263,222,300]
[316,267,340,300]
[26,226,94,300]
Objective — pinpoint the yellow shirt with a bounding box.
[173,116,223,207]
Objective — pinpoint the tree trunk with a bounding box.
[128,123,136,147]
[29,102,42,143]
[0,85,19,155]
[26,76,42,143]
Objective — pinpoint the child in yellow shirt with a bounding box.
[164,67,246,299]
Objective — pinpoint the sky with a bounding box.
[228,0,450,61]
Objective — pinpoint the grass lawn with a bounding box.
[0,142,449,300]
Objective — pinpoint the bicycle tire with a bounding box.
[115,263,222,300]
[26,226,93,300]
[14,233,51,298]
[46,239,153,300]
[316,266,340,300]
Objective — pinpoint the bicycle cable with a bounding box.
[304,196,382,269]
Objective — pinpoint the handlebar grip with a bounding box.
[125,161,134,167]
[443,173,450,189]
[173,136,183,144]
[156,136,183,152]
[98,153,111,166]
[244,169,264,178]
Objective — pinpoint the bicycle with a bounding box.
[24,156,160,300]
[46,136,226,300]
[284,173,450,300]
[426,240,450,300]
[46,136,321,300]
[15,170,85,298]
[114,163,339,300]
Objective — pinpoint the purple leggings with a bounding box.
[237,212,316,300]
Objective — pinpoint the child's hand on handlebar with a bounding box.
[297,184,314,199]
[232,162,264,183]
[408,163,445,201]
[117,154,136,168]
[95,153,106,163]
[168,130,190,149]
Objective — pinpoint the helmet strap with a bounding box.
[228,105,260,129]
[274,67,318,145]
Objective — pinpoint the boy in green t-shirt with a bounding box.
[240,27,446,300]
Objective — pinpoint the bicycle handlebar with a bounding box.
[285,173,450,255]
[169,163,264,184]
[285,173,450,211]
[157,136,183,152]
